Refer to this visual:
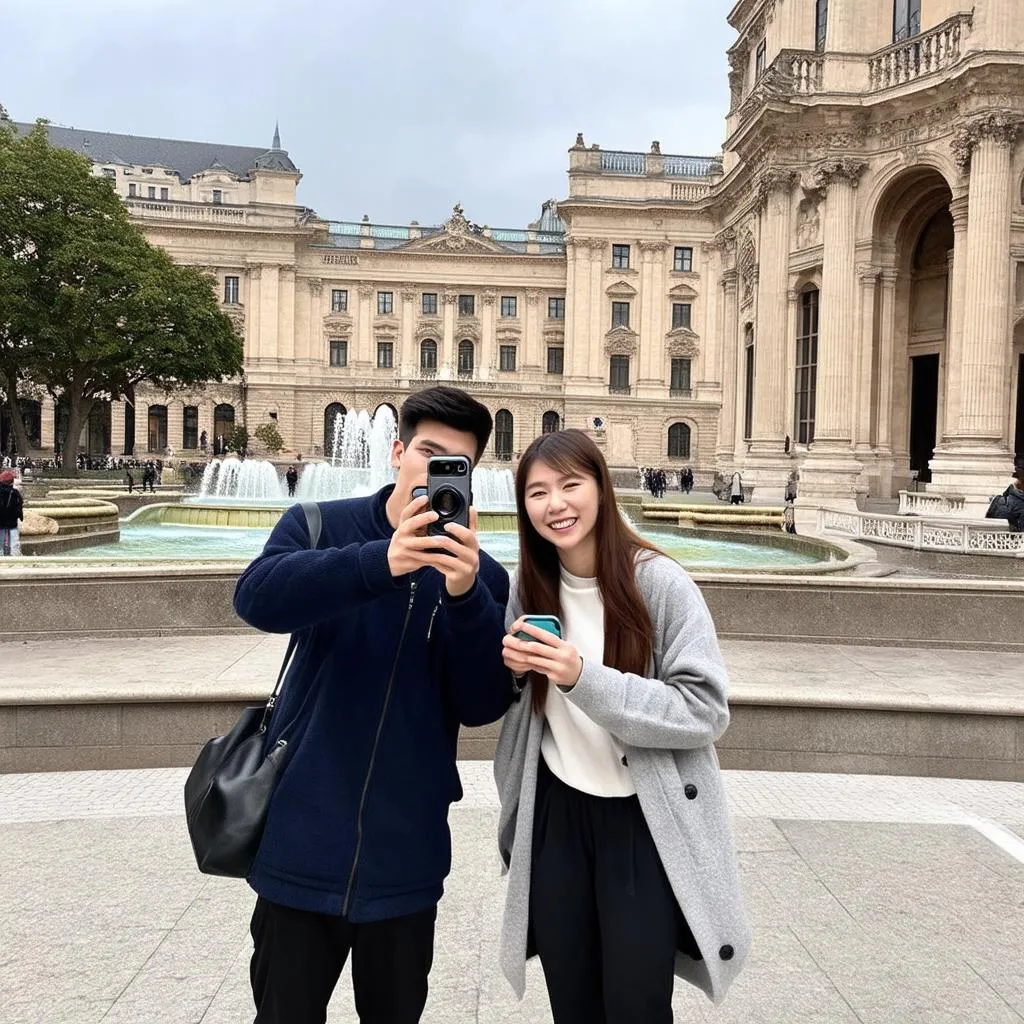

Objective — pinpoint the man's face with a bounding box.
[391,420,480,505]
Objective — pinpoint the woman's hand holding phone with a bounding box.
[503,618,584,689]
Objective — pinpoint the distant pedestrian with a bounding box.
[730,471,744,505]
[986,471,1024,532]
[785,471,798,503]
[125,468,135,493]
[285,465,298,498]
[0,470,23,556]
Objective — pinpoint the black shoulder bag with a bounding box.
[184,500,322,878]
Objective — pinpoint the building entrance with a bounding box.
[909,353,939,484]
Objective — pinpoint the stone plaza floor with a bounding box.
[2,763,1023,1023]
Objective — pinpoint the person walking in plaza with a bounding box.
[0,470,24,556]
[729,470,744,505]
[125,467,135,493]
[233,387,513,1024]
[494,429,750,1024]
[285,465,298,498]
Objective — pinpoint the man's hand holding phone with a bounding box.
[503,617,583,688]
[386,495,481,598]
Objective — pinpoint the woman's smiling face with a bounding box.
[523,459,600,555]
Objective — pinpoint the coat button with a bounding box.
[621,755,629,767]
[719,944,734,961]
[684,784,698,800]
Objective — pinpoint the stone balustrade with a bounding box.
[897,491,967,516]
[124,199,299,229]
[819,508,1024,556]
[868,14,971,91]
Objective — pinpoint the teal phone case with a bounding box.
[516,616,562,642]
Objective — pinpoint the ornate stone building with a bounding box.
[7,0,1024,508]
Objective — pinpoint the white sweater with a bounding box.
[540,566,636,797]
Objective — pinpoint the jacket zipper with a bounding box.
[342,576,419,916]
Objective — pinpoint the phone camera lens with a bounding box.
[433,487,462,518]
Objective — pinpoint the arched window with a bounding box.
[667,422,691,459]
[213,403,235,455]
[374,403,398,423]
[794,287,819,445]
[458,340,475,376]
[495,409,513,461]
[542,411,561,434]
[420,339,438,373]
[815,0,828,51]
[148,405,168,453]
[892,0,920,42]
[324,403,346,457]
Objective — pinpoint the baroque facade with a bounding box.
[7,0,1024,508]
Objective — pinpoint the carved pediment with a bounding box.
[455,319,481,343]
[604,325,638,357]
[400,203,509,255]
[374,322,400,339]
[668,282,699,300]
[543,325,565,343]
[322,313,352,331]
[665,329,700,359]
[415,319,443,342]
[605,280,638,298]
[496,326,521,343]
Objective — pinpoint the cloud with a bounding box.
[1,0,734,226]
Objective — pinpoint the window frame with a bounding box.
[743,325,755,440]
[815,0,829,51]
[547,346,564,375]
[670,357,692,394]
[223,276,240,305]
[376,341,394,369]
[421,292,438,315]
[548,296,565,320]
[667,422,691,459]
[458,339,475,375]
[892,0,921,42]
[611,301,630,328]
[329,338,348,367]
[377,291,394,316]
[611,244,631,270]
[609,355,631,393]
[755,38,767,78]
[794,287,820,445]
[494,409,514,461]
[420,339,438,371]
[458,294,475,316]
[500,296,517,318]
[499,345,517,372]
[331,288,348,313]
[673,246,693,273]
[212,189,223,205]
[671,303,692,330]
[182,405,199,450]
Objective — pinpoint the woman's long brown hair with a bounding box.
[514,429,662,712]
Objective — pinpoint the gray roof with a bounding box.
[13,122,296,181]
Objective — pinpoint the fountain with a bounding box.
[192,405,516,510]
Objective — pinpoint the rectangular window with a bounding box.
[673,246,693,273]
[128,183,137,197]
[458,294,475,316]
[671,303,692,330]
[794,289,820,445]
[223,276,240,305]
[102,168,116,179]
[548,297,565,320]
[182,406,199,450]
[815,0,829,51]
[500,296,517,318]
[547,346,564,375]
[377,341,394,368]
[160,187,169,201]
[422,292,437,315]
[893,0,921,42]
[331,288,348,313]
[609,355,630,393]
[329,339,348,367]
[612,244,630,269]
[147,185,156,199]
[744,327,755,440]
[670,358,692,394]
[611,301,630,328]
[212,189,223,205]
[377,291,394,315]
[755,38,767,78]
[499,345,517,371]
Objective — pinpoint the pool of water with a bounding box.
[42,523,824,571]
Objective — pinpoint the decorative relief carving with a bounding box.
[481,289,497,305]
[665,330,700,359]
[637,240,668,253]
[795,196,821,249]
[495,326,522,343]
[357,283,374,299]
[812,158,867,192]
[951,113,1024,170]
[543,325,565,343]
[443,289,458,305]
[526,290,541,305]
[248,265,262,282]
[752,168,799,213]
[455,318,481,342]
[737,231,758,309]
[603,326,638,357]
[857,262,880,283]
[415,320,443,341]
[400,287,417,302]
[322,314,353,331]
[307,279,323,296]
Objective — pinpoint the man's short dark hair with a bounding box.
[399,386,493,462]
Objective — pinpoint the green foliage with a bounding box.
[226,425,250,456]
[253,422,284,454]
[0,116,244,464]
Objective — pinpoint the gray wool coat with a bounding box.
[493,554,751,1004]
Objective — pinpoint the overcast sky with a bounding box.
[2,0,734,228]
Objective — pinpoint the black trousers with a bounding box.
[249,896,436,1024]
[530,761,698,1024]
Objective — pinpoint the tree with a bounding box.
[253,422,284,455]
[226,425,250,458]
[0,116,243,469]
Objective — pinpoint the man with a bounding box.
[233,386,512,1024]
[285,465,298,498]
[0,470,24,556]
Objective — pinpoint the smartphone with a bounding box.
[516,615,562,643]
[425,455,472,536]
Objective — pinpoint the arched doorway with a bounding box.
[213,403,235,455]
[324,403,346,457]
[667,422,691,459]
[870,167,953,494]
[494,409,513,460]
[542,410,560,434]
[147,405,168,453]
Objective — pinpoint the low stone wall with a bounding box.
[2,567,1022,649]
[19,498,120,555]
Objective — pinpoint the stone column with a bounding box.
[524,290,541,370]
[441,289,457,378]
[930,116,1019,511]
[259,265,281,365]
[166,400,184,454]
[479,290,496,381]
[638,244,655,388]
[40,394,55,451]
[588,241,605,384]
[400,287,416,378]
[297,279,318,363]
[277,266,296,362]
[111,401,126,457]
[357,283,375,370]
[246,265,262,363]
[798,160,865,508]
[563,237,583,381]
[716,269,739,466]
[784,287,800,444]
[853,265,879,455]
[746,169,796,500]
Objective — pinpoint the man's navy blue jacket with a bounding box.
[233,485,512,922]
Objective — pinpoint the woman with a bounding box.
[494,430,749,1023]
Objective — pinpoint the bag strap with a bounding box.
[259,501,322,730]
